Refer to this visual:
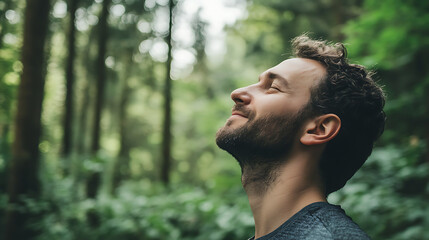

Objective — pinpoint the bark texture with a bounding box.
[4,0,50,239]
[160,0,175,184]
[112,50,133,193]
[86,0,111,228]
[62,0,80,157]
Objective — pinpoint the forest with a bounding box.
[0,0,428,239]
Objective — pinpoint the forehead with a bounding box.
[263,58,326,88]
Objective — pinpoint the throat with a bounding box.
[241,162,282,196]
[243,158,327,239]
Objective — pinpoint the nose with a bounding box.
[231,87,251,105]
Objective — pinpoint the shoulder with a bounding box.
[299,202,371,240]
[259,202,371,240]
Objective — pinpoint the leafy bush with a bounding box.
[2,144,428,240]
[330,144,429,240]
[10,181,254,240]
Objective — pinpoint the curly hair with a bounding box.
[292,35,386,195]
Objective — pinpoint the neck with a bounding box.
[242,151,326,239]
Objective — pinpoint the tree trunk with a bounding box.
[86,0,110,228]
[4,0,50,239]
[192,12,212,98]
[90,0,110,156]
[76,27,96,155]
[160,0,175,185]
[112,50,133,193]
[61,0,79,158]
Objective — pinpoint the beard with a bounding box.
[216,104,312,168]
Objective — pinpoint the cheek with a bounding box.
[254,96,305,119]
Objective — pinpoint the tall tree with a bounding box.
[108,0,151,191]
[191,8,212,98]
[4,0,50,239]
[112,48,134,192]
[62,0,80,158]
[91,0,110,156]
[76,27,96,155]
[85,0,111,227]
[160,0,175,184]
[86,0,110,193]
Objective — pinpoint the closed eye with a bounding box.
[270,86,282,92]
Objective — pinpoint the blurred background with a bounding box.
[1,0,428,239]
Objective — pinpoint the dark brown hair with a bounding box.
[292,35,386,195]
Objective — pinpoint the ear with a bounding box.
[300,114,341,146]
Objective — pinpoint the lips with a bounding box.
[231,105,251,119]
[231,111,247,118]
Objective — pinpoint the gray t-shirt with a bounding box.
[249,202,371,240]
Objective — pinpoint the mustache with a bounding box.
[232,105,253,118]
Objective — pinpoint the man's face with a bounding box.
[216,58,326,164]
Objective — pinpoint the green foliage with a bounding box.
[0,22,21,191]
[2,0,429,239]
[344,0,429,144]
[344,0,429,68]
[1,181,254,240]
[330,144,429,240]
[338,2,429,237]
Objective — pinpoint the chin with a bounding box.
[227,118,248,128]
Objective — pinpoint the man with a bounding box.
[216,35,386,240]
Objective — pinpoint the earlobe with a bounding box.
[300,114,341,146]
